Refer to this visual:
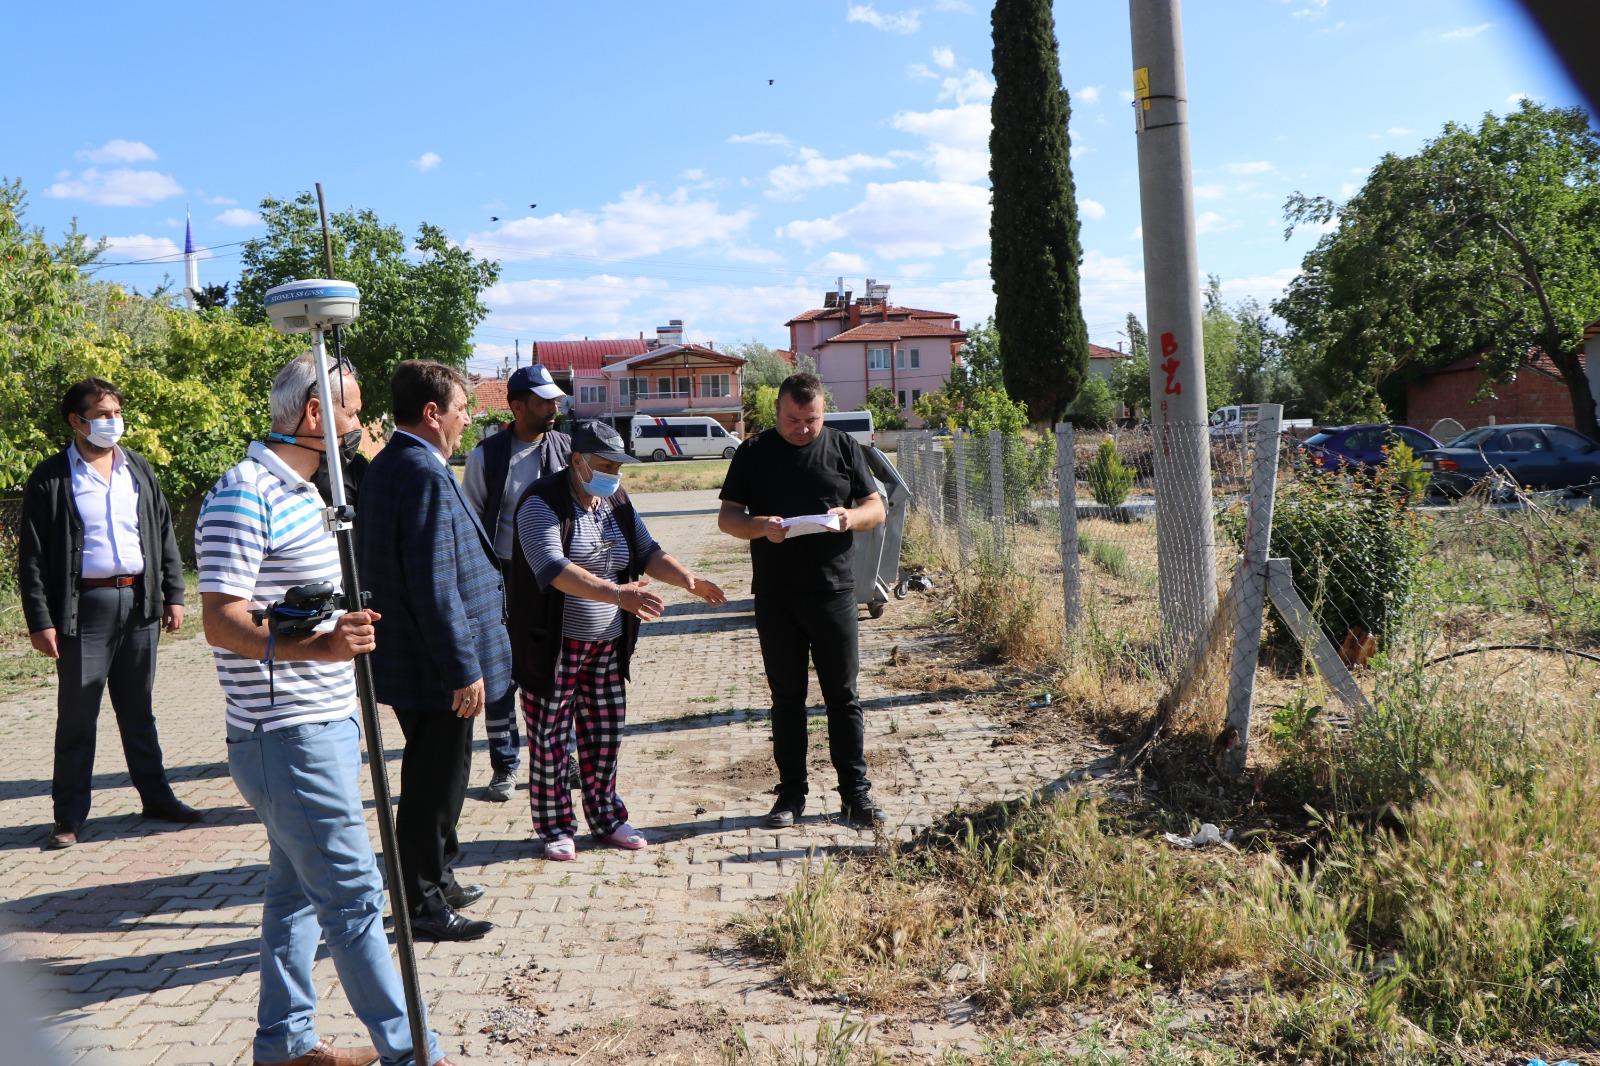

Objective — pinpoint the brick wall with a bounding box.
[1406,362,1578,431]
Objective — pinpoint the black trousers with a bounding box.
[753,588,870,804]
[392,705,473,917]
[53,585,177,829]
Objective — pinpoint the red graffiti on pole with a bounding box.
[1159,331,1182,395]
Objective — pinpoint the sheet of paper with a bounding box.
[780,513,841,537]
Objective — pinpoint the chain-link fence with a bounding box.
[0,496,22,599]
[898,423,1254,683]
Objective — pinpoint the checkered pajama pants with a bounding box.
[523,637,629,842]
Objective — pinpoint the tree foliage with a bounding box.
[1110,312,1151,419]
[731,339,791,388]
[1276,102,1600,434]
[235,191,500,422]
[863,386,908,431]
[989,0,1090,423]
[1065,374,1114,429]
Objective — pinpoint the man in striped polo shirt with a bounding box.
[197,353,451,1066]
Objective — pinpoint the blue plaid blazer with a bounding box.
[354,432,513,711]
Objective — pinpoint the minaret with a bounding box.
[182,210,200,309]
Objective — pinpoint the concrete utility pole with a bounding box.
[1129,0,1218,659]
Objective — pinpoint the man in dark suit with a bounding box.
[18,378,200,850]
[355,360,512,943]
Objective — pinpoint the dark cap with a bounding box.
[571,419,638,464]
[507,363,564,401]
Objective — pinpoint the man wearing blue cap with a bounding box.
[462,364,572,801]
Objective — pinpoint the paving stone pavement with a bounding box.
[0,487,1081,1065]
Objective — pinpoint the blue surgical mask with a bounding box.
[578,458,621,498]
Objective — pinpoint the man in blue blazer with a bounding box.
[355,360,513,943]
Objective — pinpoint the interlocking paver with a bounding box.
[1,487,1088,1063]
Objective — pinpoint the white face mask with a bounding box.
[84,416,124,449]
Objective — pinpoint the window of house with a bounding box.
[578,385,608,405]
[657,376,673,396]
[868,347,890,370]
[619,379,645,404]
[912,389,922,404]
[897,390,907,409]
[677,376,690,397]
[895,348,906,369]
[702,374,731,398]
[910,348,921,369]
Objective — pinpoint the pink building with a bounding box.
[531,320,746,433]
[785,284,966,427]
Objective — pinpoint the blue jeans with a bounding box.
[227,715,441,1066]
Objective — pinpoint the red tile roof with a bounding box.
[774,348,795,364]
[786,307,848,324]
[786,304,960,326]
[470,376,511,414]
[1088,343,1129,360]
[824,321,967,344]
[529,338,652,373]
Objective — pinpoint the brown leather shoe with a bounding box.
[46,824,76,849]
[253,1039,378,1066]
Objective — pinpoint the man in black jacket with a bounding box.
[17,378,198,849]
[461,363,571,801]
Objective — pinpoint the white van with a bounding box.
[824,410,875,448]
[631,415,739,461]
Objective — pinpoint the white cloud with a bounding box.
[1223,161,1274,175]
[203,194,237,206]
[1076,86,1101,106]
[99,234,215,263]
[846,3,921,33]
[812,251,869,274]
[1441,23,1490,40]
[1196,211,1237,234]
[680,168,706,181]
[907,63,938,80]
[1286,0,1328,17]
[412,151,442,172]
[46,168,182,207]
[767,149,895,200]
[1195,183,1226,200]
[465,186,755,261]
[1079,198,1106,221]
[721,245,786,265]
[1215,268,1299,307]
[963,257,989,277]
[891,102,990,182]
[214,208,262,227]
[728,131,793,149]
[898,262,936,279]
[934,0,972,10]
[780,180,989,258]
[939,68,994,106]
[76,139,157,164]
[1070,144,1092,160]
[931,46,955,69]
[485,274,669,334]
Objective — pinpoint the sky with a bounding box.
[3,0,1590,376]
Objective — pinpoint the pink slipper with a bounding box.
[596,823,647,850]
[544,836,576,861]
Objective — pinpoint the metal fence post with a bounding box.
[989,429,1005,556]
[954,431,972,555]
[1056,423,1081,631]
[932,435,946,527]
[1222,403,1282,776]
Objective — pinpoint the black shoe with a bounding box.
[839,794,887,830]
[565,757,582,791]
[484,770,516,803]
[443,883,485,910]
[765,793,806,829]
[141,799,202,823]
[46,824,77,849]
[410,906,492,942]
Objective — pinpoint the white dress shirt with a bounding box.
[392,429,450,468]
[69,444,145,579]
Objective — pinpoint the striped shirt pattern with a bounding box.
[196,442,357,730]
[517,493,660,641]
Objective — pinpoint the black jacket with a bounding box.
[506,469,645,699]
[16,445,185,637]
[473,427,571,547]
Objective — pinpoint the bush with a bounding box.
[863,386,907,431]
[1065,375,1114,429]
[1084,438,1135,509]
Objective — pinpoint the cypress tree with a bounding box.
[989,0,1091,424]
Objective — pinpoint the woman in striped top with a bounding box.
[510,420,726,860]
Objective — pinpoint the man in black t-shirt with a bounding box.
[718,372,888,830]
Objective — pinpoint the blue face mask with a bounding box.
[579,458,621,498]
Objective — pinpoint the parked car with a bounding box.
[1420,423,1600,496]
[1297,424,1441,474]
[1208,404,1314,438]
[823,410,876,448]
[630,415,739,461]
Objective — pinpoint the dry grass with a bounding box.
[627,458,732,494]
